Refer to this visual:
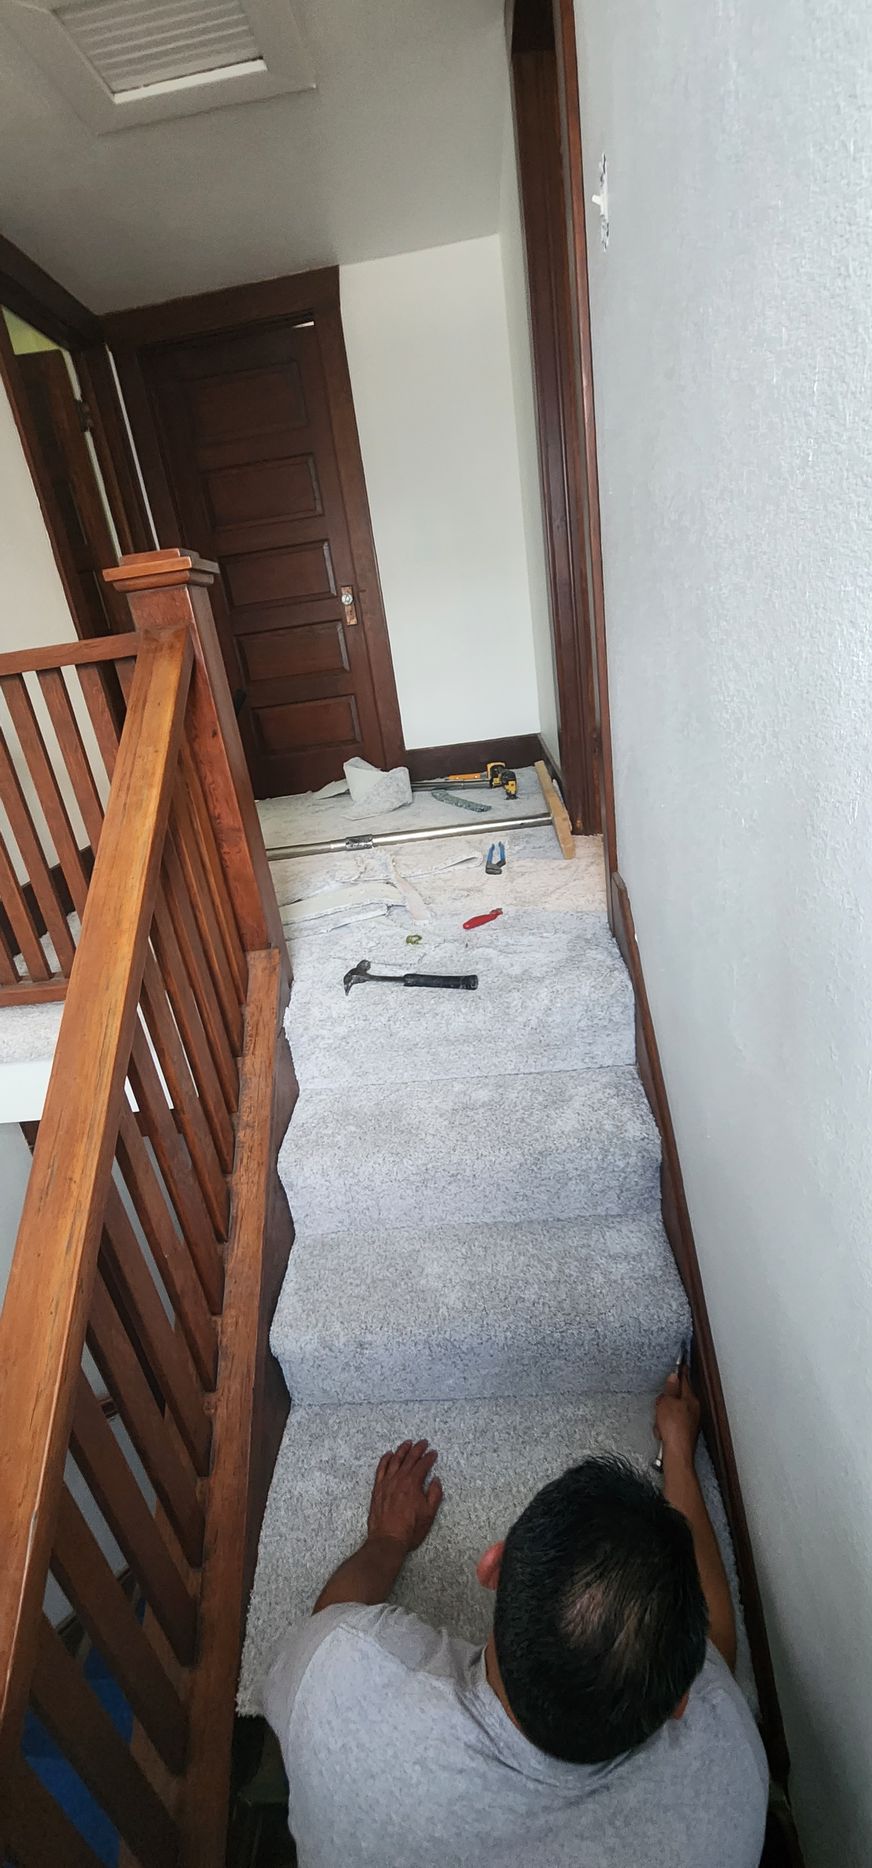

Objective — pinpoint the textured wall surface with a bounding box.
[573,3,872,1863]
[341,236,540,746]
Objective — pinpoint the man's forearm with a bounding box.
[663,1452,737,1670]
[312,1535,408,1614]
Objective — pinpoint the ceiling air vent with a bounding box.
[0,0,314,131]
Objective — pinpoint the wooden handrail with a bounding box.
[0,624,192,1790]
[0,630,139,677]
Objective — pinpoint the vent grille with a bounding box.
[57,0,261,96]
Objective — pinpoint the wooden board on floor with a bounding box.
[534,759,575,860]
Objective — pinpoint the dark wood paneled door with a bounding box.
[132,309,403,798]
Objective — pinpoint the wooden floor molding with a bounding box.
[404,734,544,783]
[610,871,805,1857]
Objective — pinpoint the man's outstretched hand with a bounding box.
[369,1440,443,1553]
[654,1364,701,1468]
[312,1439,442,1614]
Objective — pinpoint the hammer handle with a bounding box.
[404,972,478,990]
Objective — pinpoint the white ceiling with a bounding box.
[0,0,510,312]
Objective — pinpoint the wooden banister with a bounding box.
[0,550,295,1865]
[0,624,192,1791]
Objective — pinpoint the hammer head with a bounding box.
[343,959,371,995]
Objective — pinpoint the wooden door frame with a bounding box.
[509,0,599,836]
[103,267,406,773]
[506,0,617,875]
[0,236,155,639]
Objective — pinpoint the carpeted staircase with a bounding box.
[239,829,755,1710]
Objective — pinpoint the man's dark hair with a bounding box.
[493,1456,708,1765]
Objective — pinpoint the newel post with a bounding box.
[104,549,289,977]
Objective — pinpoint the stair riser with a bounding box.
[274,1218,690,1407]
[280,1072,662,1233]
[285,929,634,1087]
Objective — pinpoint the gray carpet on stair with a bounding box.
[239,829,759,1739]
[273,1217,690,1405]
[281,1069,662,1233]
[238,1393,755,1716]
[284,912,634,1086]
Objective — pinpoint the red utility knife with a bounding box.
[463,909,503,929]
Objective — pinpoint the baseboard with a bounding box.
[404,734,544,783]
[610,871,795,1800]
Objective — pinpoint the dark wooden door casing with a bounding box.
[105,271,405,799]
[510,1,600,835]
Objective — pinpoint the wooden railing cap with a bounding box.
[104,549,218,593]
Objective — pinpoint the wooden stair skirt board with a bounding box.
[611,870,807,1867]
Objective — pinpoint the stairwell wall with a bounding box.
[339,236,541,748]
[571,3,872,1865]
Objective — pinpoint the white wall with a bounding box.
[341,236,541,748]
[573,3,872,1863]
[498,97,560,766]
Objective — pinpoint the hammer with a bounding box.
[343,959,478,995]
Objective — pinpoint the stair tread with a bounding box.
[280,1069,662,1231]
[239,1392,755,1715]
[274,1216,690,1404]
[284,911,634,1085]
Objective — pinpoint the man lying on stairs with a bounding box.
[260,1365,768,1867]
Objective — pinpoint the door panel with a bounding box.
[138,316,400,797]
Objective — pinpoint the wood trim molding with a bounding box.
[610,871,791,1786]
[404,733,544,784]
[102,267,340,350]
[76,344,156,556]
[0,234,99,350]
[552,0,618,894]
[314,300,405,771]
[511,6,600,834]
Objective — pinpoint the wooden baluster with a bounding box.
[51,1485,188,1775]
[150,890,236,1168]
[37,666,105,851]
[87,1272,205,1567]
[0,833,50,982]
[77,656,131,779]
[6,1758,106,1868]
[30,1616,179,1867]
[70,1375,197,1666]
[162,825,239,1111]
[0,913,17,987]
[0,729,76,972]
[1,673,91,917]
[0,626,192,1786]
[101,1177,211,1474]
[171,773,246,1053]
[178,948,291,1866]
[116,1095,221,1377]
[140,950,231,1234]
[104,549,289,972]
[181,750,247,999]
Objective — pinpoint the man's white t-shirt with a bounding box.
[261,1601,769,1868]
